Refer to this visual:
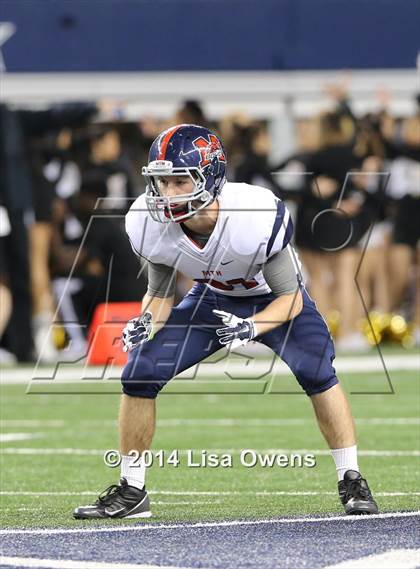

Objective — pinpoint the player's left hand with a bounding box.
[213,309,257,349]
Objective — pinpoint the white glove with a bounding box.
[122,311,154,352]
[213,309,257,350]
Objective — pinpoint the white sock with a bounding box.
[331,445,359,481]
[120,454,146,490]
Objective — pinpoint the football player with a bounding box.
[74,124,378,519]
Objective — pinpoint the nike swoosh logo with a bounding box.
[105,507,125,517]
[220,260,234,265]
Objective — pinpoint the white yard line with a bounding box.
[0,490,419,497]
[0,557,197,569]
[2,418,419,428]
[0,433,42,442]
[1,447,419,457]
[0,491,102,496]
[0,511,418,536]
[152,501,218,505]
[0,448,104,455]
[324,548,420,569]
[0,420,65,428]
[142,416,408,426]
[1,354,418,384]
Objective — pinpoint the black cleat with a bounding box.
[338,470,379,515]
[73,478,152,519]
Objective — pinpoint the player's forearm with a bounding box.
[251,289,303,336]
[141,293,174,333]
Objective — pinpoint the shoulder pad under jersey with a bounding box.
[221,183,293,262]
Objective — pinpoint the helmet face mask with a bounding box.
[143,161,211,223]
[142,124,227,223]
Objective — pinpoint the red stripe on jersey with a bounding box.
[158,126,181,160]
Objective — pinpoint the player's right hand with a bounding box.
[122,311,154,352]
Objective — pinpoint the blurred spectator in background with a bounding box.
[0,196,14,363]
[51,175,146,358]
[273,85,398,350]
[173,100,210,128]
[78,125,138,212]
[231,121,285,196]
[0,101,98,362]
[280,109,372,350]
[383,111,420,344]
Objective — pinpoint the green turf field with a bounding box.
[1,363,419,529]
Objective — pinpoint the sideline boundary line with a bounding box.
[0,557,196,569]
[0,511,418,536]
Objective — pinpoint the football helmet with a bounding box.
[142,124,227,223]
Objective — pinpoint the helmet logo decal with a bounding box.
[193,134,226,169]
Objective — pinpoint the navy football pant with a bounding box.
[121,284,338,398]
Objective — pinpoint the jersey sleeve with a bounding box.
[262,247,299,296]
[265,198,294,260]
[147,261,176,298]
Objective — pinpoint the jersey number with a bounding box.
[195,277,258,291]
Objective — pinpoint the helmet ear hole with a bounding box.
[200,190,210,202]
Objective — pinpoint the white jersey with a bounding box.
[125,182,294,297]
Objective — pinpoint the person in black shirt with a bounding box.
[0,102,98,361]
[50,175,146,356]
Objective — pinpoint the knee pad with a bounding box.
[291,352,338,396]
[121,353,168,398]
